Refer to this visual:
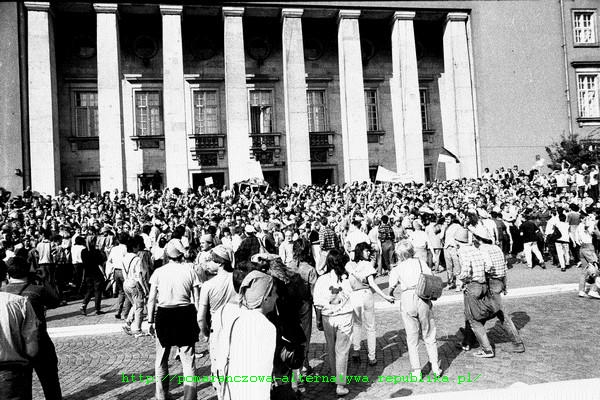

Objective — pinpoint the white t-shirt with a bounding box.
[217,309,276,400]
[149,261,201,307]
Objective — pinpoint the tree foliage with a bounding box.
[545,134,599,170]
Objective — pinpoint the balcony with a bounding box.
[309,132,334,163]
[250,132,282,165]
[189,133,225,166]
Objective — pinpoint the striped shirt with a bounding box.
[480,244,507,278]
[319,226,337,251]
[457,245,490,283]
[378,224,395,242]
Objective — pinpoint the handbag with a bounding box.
[415,259,444,301]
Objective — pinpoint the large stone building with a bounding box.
[0,1,598,194]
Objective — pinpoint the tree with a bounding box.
[545,134,598,170]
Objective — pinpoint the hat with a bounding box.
[211,245,233,263]
[200,234,213,244]
[245,224,256,234]
[469,225,491,242]
[455,227,470,243]
[240,270,274,310]
[165,240,185,259]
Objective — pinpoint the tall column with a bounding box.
[0,2,24,194]
[337,10,369,183]
[390,11,425,183]
[281,9,311,185]
[161,5,189,190]
[439,12,478,179]
[94,3,125,192]
[25,2,59,195]
[223,7,253,185]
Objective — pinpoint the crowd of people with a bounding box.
[2,162,600,400]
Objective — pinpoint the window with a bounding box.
[573,11,597,45]
[193,90,219,135]
[135,91,163,136]
[249,90,273,133]
[307,90,328,132]
[74,92,98,137]
[420,89,430,131]
[364,89,379,131]
[577,71,600,118]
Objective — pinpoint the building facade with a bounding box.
[0,1,585,195]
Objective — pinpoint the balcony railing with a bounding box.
[250,132,282,165]
[309,132,334,162]
[189,133,226,166]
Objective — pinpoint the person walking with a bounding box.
[80,236,107,316]
[378,215,395,275]
[147,241,202,400]
[122,237,148,338]
[456,227,497,358]
[472,227,526,353]
[388,240,443,378]
[106,232,129,319]
[519,213,546,269]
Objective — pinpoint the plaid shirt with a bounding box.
[457,245,489,283]
[480,244,507,278]
[319,226,337,251]
[378,224,395,242]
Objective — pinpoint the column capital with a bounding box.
[446,12,469,22]
[337,10,361,24]
[223,6,244,18]
[160,5,183,15]
[392,11,416,21]
[281,8,303,21]
[24,2,51,12]
[93,3,118,14]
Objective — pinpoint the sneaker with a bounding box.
[301,366,314,376]
[114,314,121,320]
[473,349,494,358]
[80,307,87,316]
[432,367,444,377]
[95,310,106,315]
[576,262,583,268]
[579,291,590,298]
[122,324,132,335]
[412,370,422,381]
[132,331,145,338]
[561,268,566,272]
[510,343,525,353]
[336,386,349,396]
[588,291,600,299]
[368,358,377,366]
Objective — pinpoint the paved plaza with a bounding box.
[33,263,600,400]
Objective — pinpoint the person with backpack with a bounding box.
[121,237,148,338]
[388,240,443,379]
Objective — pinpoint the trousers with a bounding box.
[322,313,352,386]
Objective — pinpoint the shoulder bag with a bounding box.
[415,258,444,301]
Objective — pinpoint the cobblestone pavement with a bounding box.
[34,290,600,400]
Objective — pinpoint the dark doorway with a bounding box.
[311,168,333,186]
[192,172,225,190]
[263,171,280,189]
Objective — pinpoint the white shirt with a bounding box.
[313,270,353,316]
[149,261,201,308]
[71,244,85,264]
[217,308,276,400]
[106,244,127,277]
